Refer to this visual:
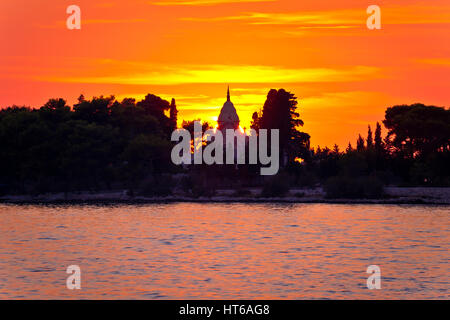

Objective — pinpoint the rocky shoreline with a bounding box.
[1,187,449,205]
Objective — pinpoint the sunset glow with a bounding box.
[1,0,449,147]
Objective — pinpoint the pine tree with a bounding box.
[169,98,178,131]
[366,125,373,148]
[357,134,365,151]
[316,146,322,154]
[374,122,383,153]
[346,142,353,153]
[333,144,340,154]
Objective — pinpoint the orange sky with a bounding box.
[0,0,449,147]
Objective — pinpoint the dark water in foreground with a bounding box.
[0,203,448,299]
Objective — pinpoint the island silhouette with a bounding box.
[0,88,448,202]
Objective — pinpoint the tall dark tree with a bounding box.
[259,89,310,162]
[374,122,384,153]
[356,134,365,152]
[169,98,178,131]
[333,144,340,154]
[366,125,373,149]
[346,142,353,153]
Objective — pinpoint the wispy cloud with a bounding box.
[416,58,450,66]
[94,2,118,8]
[115,93,211,103]
[37,18,148,29]
[151,0,274,6]
[82,19,148,24]
[182,5,450,26]
[35,63,381,85]
[186,11,361,25]
[181,10,361,26]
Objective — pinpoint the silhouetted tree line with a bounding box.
[287,103,450,198]
[0,94,178,195]
[251,89,310,164]
[181,88,311,197]
[0,88,448,198]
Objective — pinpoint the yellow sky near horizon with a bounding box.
[0,0,449,148]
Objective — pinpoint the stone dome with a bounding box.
[218,87,240,130]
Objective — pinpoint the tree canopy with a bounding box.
[254,89,310,162]
[383,103,450,158]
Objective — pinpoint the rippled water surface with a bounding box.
[0,203,448,299]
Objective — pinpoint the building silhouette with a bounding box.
[218,86,240,131]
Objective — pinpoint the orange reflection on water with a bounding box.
[0,203,448,299]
